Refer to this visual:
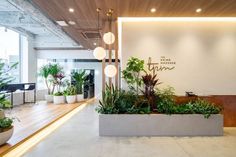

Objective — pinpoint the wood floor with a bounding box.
[0,101,84,155]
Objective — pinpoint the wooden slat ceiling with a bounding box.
[32,0,236,49]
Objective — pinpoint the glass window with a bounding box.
[0,27,20,83]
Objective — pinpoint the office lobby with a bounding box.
[0,0,236,156]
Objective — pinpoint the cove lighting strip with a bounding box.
[118,17,236,22]
[3,100,93,157]
[117,17,236,58]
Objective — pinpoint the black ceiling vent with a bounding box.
[81,31,101,40]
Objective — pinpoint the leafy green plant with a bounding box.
[64,85,77,96]
[39,63,63,94]
[175,99,222,118]
[142,74,161,111]
[0,117,13,132]
[122,57,146,94]
[96,85,151,114]
[53,92,64,96]
[71,70,87,94]
[156,87,176,114]
[96,84,119,114]
[0,60,18,108]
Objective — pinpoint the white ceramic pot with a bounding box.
[0,126,14,146]
[45,94,53,103]
[66,95,76,104]
[53,96,65,104]
[77,94,84,102]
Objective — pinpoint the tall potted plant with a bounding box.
[39,63,62,103]
[64,85,77,104]
[71,70,86,101]
[0,60,15,144]
[53,73,66,104]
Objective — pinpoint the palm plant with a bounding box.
[71,70,86,94]
[39,64,51,94]
[142,74,161,111]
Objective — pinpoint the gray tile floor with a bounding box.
[24,102,236,157]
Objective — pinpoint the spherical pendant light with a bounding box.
[104,64,117,78]
[93,47,106,60]
[103,32,115,45]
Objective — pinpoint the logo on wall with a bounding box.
[147,56,176,75]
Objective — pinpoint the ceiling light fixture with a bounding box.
[196,8,202,13]
[68,21,76,25]
[56,21,68,26]
[150,8,156,13]
[69,8,74,13]
[105,64,117,78]
[103,9,115,45]
[93,42,97,46]
[93,8,106,60]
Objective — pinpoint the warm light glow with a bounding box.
[93,47,106,60]
[104,65,117,78]
[196,8,202,13]
[69,8,74,13]
[150,8,156,13]
[2,100,93,157]
[118,17,236,22]
[103,32,115,45]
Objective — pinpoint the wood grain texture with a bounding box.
[0,101,84,155]
[32,0,236,49]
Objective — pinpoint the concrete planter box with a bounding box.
[99,114,223,136]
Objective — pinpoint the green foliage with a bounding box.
[174,99,222,118]
[0,95,11,108]
[0,117,13,132]
[156,87,222,118]
[122,57,146,94]
[53,92,64,96]
[71,70,87,94]
[0,60,18,88]
[39,63,63,94]
[0,60,18,109]
[96,84,119,114]
[96,84,151,114]
[64,85,77,96]
[156,87,176,114]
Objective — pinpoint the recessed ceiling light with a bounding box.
[150,8,156,13]
[68,21,76,25]
[56,21,68,26]
[93,42,97,46]
[196,8,202,13]
[69,8,74,13]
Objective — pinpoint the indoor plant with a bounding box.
[0,109,14,145]
[71,70,86,101]
[39,63,62,103]
[122,57,146,94]
[0,60,17,108]
[64,85,77,104]
[97,57,223,136]
[53,73,66,104]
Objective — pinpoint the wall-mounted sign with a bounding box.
[147,56,176,75]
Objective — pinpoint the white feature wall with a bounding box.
[121,21,236,95]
